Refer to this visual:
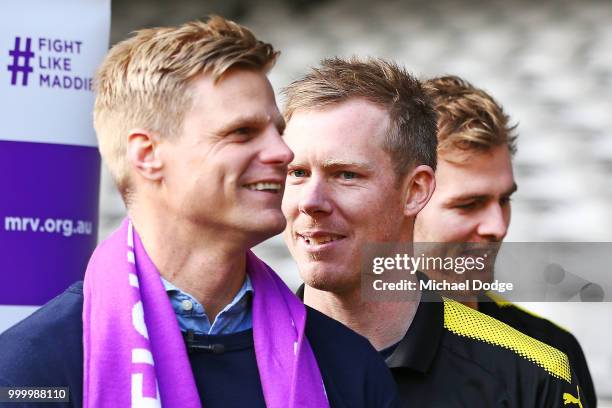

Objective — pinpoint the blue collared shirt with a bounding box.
[161,275,253,335]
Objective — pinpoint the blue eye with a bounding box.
[290,169,307,178]
[340,171,357,180]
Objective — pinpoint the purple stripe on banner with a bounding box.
[0,140,100,305]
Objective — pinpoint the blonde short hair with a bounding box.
[93,16,278,200]
[424,75,517,161]
[283,57,438,177]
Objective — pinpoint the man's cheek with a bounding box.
[455,223,479,241]
[281,184,297,211]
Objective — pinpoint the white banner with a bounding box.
[0,0,111,333]
[0,0,110,147]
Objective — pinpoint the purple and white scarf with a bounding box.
[83,219,329,407]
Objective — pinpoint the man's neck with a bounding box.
[461,299,479,310]
[455,292,480,311]
[130,208,248,322]
[303,284,421,351]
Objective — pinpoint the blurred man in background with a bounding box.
[415,75,596,406]
[283,57,584,407]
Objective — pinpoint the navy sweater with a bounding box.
[0,282,397,407]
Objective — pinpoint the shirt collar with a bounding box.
[476,291,506,317]
[161,275,253,333]
[296,272,444,374]
[161,275,253,299]
[384,284,444,373]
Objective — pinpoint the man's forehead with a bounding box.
[192,68,275,105]
[440,143,513,163]
[436,150,516,197]
[288,99,388,128]
[288,139,372,162]
[188,69,283,128]
[286,104,387,145]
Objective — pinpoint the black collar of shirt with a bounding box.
[385,280,443,373]
[296,283,305,300]
[476,292,500,314]
[295,272,443,374]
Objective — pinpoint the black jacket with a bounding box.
[0,281,398,408]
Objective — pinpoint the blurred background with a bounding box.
[100,0,612,401]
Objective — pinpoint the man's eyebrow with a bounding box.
[218,113,285,134]
[320,159,374,172]
[446,182,518,203]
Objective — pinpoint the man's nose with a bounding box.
[298,176,333,216]
[259,128,294,166]
[476,203,509,241]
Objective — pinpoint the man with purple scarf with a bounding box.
[0,17,398,408]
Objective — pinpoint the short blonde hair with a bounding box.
[283,57,438,177]
[424,75,517,161]
[93,16,278,200]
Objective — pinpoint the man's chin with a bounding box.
[248,212,286,233]
[302,268,359,296]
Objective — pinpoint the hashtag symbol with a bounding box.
[7,37,34,86]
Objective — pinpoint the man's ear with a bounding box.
[127,129,163,181]
[403,165,436,217]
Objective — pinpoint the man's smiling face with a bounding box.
[282,99,410,293]
[159,68,293,246]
